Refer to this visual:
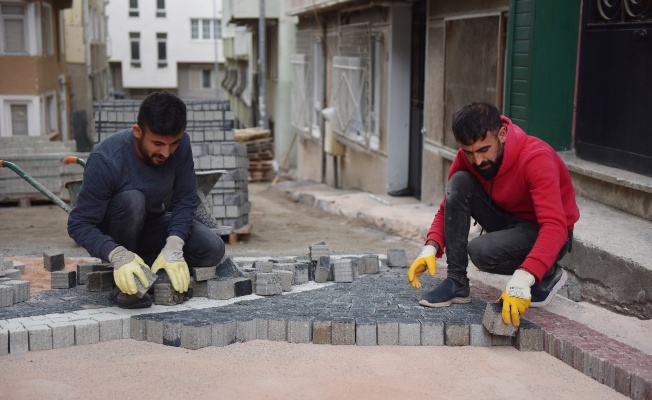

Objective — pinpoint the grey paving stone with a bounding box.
[4,269,21,280]
[492,335,514,346]
[43,252,65,272]
[10,260,25,273]
[49,322,75,349]
[146,319,164,344]
[28,325,52,351]
[363,255,380,274]
[293,262,309,285]
[76,263,112,285]
[377,321,399,346]
[4,280,29,303]
[399,321,421,346]
[332,319,356,345]
[387,249,407,268]
[0,285,13,307]
[162,320,183,347]
[273,269,294,292]
[315,256,331,283]
[253,261,274,273]
[287,318,312,343]
[181,323,211,350]
[470,323,493,347]
[445,323,469,346]
[420,321,445,346]
[135,266,157,298]
[482,302,518,336]
[216,256,243,279]
[234,278,253,297]
[9,326,28,354]
[207,278,235,300]
[87,271,114,292]
[154,282,179,305]
[355,321,377,346]
[130,317,147,341]
[193,280,208,297]
[267,319,287,342]
[191,266,217,282]
[312,320,332,344]
[73,319,100,345]
[236,319,257,342]
[51,271,77,289]
[212,321,236,347]
[255,273,283,296]
[0,328,7,355]
[309,244,330,261]
[333,259,354,283]
[515,322,544,351]
[255,318,269,340]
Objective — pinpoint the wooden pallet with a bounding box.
[222,223,253,244]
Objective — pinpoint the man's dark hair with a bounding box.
[137,91,187,136]
[452,102,503,145]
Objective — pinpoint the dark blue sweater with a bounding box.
[67,129,197,260]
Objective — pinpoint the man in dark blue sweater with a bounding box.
[68,92,225,308]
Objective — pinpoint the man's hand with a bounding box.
[407,244,437,289]
[498,269,535,326]
[151,236,190,293]
[109,246,151,295]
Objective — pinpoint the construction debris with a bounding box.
[234,127,275,182]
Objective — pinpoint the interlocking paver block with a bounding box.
[399,321,420,346]
[236,319,257,342]
[312,320,332,344]
[49,322,75,349]
[255,273,283,296]
[193,280,208,297]
[51,271,77,289]
[212,321,236,347]
[0,328,8,355]
[207,278,235,300]
[0,285,13,307]
[216,256,242,279]
[420,321,444,346]
[76,263,112,285]
[315,256,331,283]
[363,255,380,274]
[445,323,469,346]
[387,249,407,268]
[73,319,100,345]
[4,280,29,303]
[255,318,269,340]
[355,321,377,346]
[146,319,164,344]
[482,302,517,336]
[43,252,65,272]
[154,282,179,305]
[3,269,21,279]
[267,319,287,341]
[272,269,294,292]
[293,262,309,284]
[9,260,25,273]
[134,266,157,298]
[162,320,183,347]
[130,317,147,341]
[253,261,274,273]
[181,323,211,350]
[287,318,312,343]
[234,278,253,297]
[191,266,217,282]
[9,326,28,354]
[28,325,52,351]
[332,319,355,345]
[470,323,493,347]
[377,321,399,346]
[515,321,543,351]
[87,271,114,292]
[333,259,354,283]
[309,244,330,261]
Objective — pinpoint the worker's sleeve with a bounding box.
[67,154,119,260]
[167,134,197,242]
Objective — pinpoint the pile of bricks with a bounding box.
[0,255,30,307]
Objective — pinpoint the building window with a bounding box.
[157,33,167,68]
[42,3,53,55]
[202,69,211,89]
[129,0,139,17]
[10,103,29,136]
[1,4,27,54]
[156,0,165,18]
[190,18,220,40]
[130,32,140,67]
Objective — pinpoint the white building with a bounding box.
[106,0,226,100]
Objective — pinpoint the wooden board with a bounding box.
[222,223,253,244]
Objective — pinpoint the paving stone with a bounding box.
[191,266,217,282]
[212,321,236,347]
[0,285,13,307]
[207,278,235,300]
[515,321,544,351]
[43,252,65,272]
[287,318,312,343]
[51,271,77,289]
[9,260,25,274]
[216,256,243,279]
[492,335,514,346]
[87,271,115,292]
[8,326,28,354]
[445,323,469,346]
[333,259,354,283]
[470,323,493,347]
[154,282,180,305]
[377,321,399,345]
[312,320,332,344]
[28,325,52,351]
[4,269,21,279]
[309,244,330,262]
[253,261,274,273]
[315,256,331,283]
[355,320,377,346]
[146,319,164,344]
[387,249,407,268]
[134,266,157,298]
[48,322,75,349]
[77,263,112,285]
[420,321,445,346]
[193,280,208,297]
[331,318,356,345]
[181,322,211,350]
[0,328,7,355]
[272,269,294,292]
[4,280,29,303]
[236,318,257,342]
[162,320,183,347]
[363,255,380,274]
[255,317,269,340]
[73,319,100,345]
[399,321,421,346]
[234,278,253,297]
[482,302,518,336]
[267,319,287,341]
[255,273,283,296]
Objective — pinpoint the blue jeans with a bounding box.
[444,171,571,284]
[99,190,225,267]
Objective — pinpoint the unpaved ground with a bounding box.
[0,183,627,399]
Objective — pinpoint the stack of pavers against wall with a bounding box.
[94,99,249,230]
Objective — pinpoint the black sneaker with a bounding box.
[530,263,568,308]
[418,278,471,308]
[109,287,153,309]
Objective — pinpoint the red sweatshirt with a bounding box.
[426,116,580,282]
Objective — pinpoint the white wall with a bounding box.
[106,0,224,89]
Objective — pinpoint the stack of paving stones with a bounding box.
[0,254,30,308]
[94,99,249,231]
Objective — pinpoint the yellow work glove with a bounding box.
[498,269,535,326]
[151,236,190,293]
[108,246,151,295]
[407,244,437,289]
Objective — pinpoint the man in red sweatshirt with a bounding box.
[407,102,580,326]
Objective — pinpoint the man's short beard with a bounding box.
[472,142,504,180]
[137,135,161,167]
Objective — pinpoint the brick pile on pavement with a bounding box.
[0,254,30,308]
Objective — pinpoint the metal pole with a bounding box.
[258,0,266,129]
[213,0,220,98]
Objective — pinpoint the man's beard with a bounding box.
[473,147,504,180]
[137,136,166,167]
